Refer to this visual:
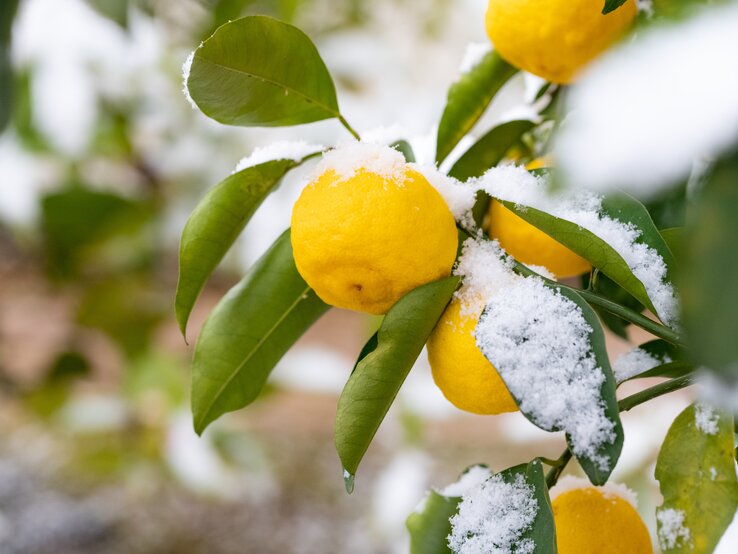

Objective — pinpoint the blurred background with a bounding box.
[0,0,734,552]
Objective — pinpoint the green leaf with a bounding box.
[660,227,685,264]
[449,120,535,182]
[498,197,661,318]
[175,158,304,338]
[591,270,645,339]
[86,0,129,27]
[187,16,340,127]
[406,490,457,554]
[602,0,628,14]
[391,139,416,163]
[655,403,738,553]
[191,229,329,434]
[335,276,459,479]
[436,50,517,164]
[681,151,738,381]
[0,0,20,133]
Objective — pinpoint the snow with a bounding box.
[233,140,323,173]
[550,475,638,509]
[440,466,492,498]
[181,47,198,110]
[657,508,692,550]
[476,165,679,326]
[452,238,517,318]
[416,165,477,229]
[694,402,720,435]
[459,42,492,74]
[613,347,669,383]
[448,473,538,554]
[710,467,718,481]
[556,2,738,197]
[312,142,408,184]
[475,276,617,471]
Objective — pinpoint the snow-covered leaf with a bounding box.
[335,276,459,481]
[449,120,535,182]
[186,16,340,127]
[655,403,738,553]
[191,229,329,434]
[406,490,457,554]
[176,159,303,337]
[436,50,517,164]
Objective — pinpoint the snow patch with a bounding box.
[657,508,692,550]
[556,2,738,197]
[441,466,492,498]
[475,165,679,326]
[550,475,638,509]
[449,473,538,554]
[234,141,323,173]
[613,347,669,383]
[313,142,408,184]
[181,46,199,110]
[416,165,477,229]
[475,277,616,470]
[694,402,720,435]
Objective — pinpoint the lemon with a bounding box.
[291,164,457,315]
[427,299,517,415]
[552,479,653,553]
[487,200,591,278]
[485,0,637,84]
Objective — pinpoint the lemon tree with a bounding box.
[179,2,738,552]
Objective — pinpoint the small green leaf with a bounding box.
[449,120,535,181]
[498,199,659,318]
[436,50,517,164]
[175,158,305,337]
[602,0,628,15]
[191,229,329,434]
[0,0,20,133]
[187,16,340,127]
[655,403,738,553]
[681,151,738,382]
[407,490,457,554]
[335,276,459,479]
[391,139,416,163]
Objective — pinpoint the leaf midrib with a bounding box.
[195,56,339,119]
[195,284,313,431]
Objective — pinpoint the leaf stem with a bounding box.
[338,114,361,141]
[544,375,695,488]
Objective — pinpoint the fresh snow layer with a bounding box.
[441,466,492,498]
[694,402,720,435]
[550,475,638,509]
[313,142,408,184]
[459,42,492,74]
[416,165,477,229]
[657,508,692,550]
[476,165,679,326]
[234,140,323,173]
[556,2,738,196]
[448,473,538,554]
[181,47,198,109]
[613,347,669,383]
[475,276,616,470]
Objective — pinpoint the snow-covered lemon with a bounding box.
[291,146,457,314]
[552,477,653,554]
[427,299,517,415]
[485,0,637,84]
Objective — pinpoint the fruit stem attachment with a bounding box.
[545,374,695,488]
[338,114,361,141]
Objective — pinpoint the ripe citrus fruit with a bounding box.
[485,0,637,84]
[427,299,517,415]
[291,151,457,315]
[552,477,653,554]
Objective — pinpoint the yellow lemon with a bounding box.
[487,200,591,278]
[552,480,653,553]
[291,165,457,315]
[485,0,637,84]
[427,299,517,415]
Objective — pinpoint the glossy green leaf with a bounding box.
[436,50,517,164]
[498,199,659,317]
[391,139,416,163]
[602,0,628,14]
[335,276,459,479]
[407,490,457,554]
[187,16,340,127]
[681,152,738,381]
[449,120,535,181]
[591,270,645,339]
[176,158,305,338]
[655,403,738,553]
[191,229,329,434]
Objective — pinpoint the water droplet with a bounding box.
[343,469,355,494]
